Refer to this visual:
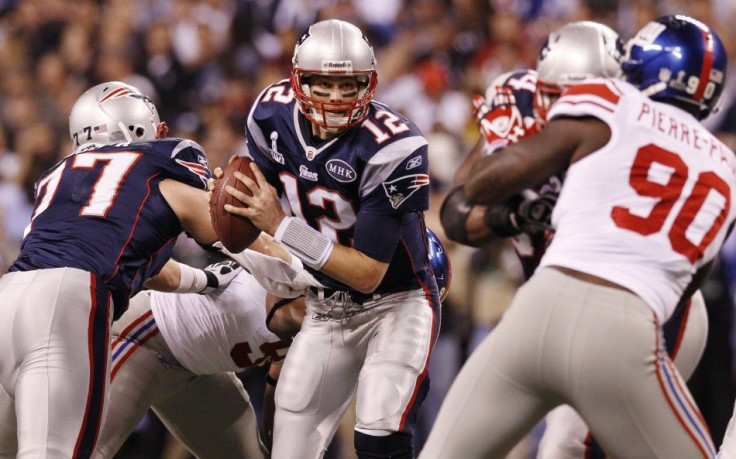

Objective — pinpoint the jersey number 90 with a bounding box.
[611,143,730,263]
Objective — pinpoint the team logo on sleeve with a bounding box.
[175,158,209,185]
[382,174,430,209]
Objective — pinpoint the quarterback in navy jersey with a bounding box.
[246,78,433,294]
[225,19,440,459]
[0,82,221,458]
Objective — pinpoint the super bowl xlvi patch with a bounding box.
[269,131,285,164]
[382,174,430,209]
[326,159,357,182]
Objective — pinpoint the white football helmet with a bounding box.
[535,21,623,123]
[290,19,377,132]
[69,81,160,152]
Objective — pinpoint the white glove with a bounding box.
[214,242,324,298]
[200,260,242,294]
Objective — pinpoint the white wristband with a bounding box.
[173,262,208,293]
[274,217,334,270]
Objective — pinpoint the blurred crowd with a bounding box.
[3,0,736,457]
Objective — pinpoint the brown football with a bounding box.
[209,156,260,252]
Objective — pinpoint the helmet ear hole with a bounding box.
[128,125,146,138]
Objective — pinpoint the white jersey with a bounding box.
[540,78,736,322]
[151,271,290,374]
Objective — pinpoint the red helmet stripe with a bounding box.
[693,28,715,102]
[99,87,131,103]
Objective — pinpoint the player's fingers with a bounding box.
[223,202,250,217]
[249,161,271,188]
[233,171,260,196]
[213,167,224,179]
[268,182,280,200]
[225,184,254,207]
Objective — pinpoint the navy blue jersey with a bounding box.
[246,79,432,293]
[10,138,211,314]
[480,69,560,280]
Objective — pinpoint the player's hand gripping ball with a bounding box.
[209,156,261,252]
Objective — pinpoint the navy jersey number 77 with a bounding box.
[10,138,210,315]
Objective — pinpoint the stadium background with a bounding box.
[1,0,736,457]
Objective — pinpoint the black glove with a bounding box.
[200,260,242,294]
[515,191,558,234]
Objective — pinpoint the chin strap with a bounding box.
[117,121,134,143]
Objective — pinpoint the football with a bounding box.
[209,156,260,252]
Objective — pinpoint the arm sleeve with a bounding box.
[245,103,283,192]
[158,138,212,190]
[358,136,430,215]
[353,213,403,262]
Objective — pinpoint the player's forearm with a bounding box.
[159,178,219,245]
[442,187,522,245]
[320,245,389,293]
[249,232,292,263]
[464,205,497,244]
[266,295,306,340]
[144,259,181,291]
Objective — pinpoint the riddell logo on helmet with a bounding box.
[322,60,353,72]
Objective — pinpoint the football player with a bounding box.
[0,81,288,457]
[423,15,733,458]
[0,81,221,457]
[442,21,710,458]
[222,19,441,458]
[93,261,297,459]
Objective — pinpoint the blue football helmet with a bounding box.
[622,15,727,120]
[427,228,452,303]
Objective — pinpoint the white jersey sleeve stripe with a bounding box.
[553,96,616,114]
[170,139,206,159]
[245,79,292,161]
[246,105,268,158]
[549,79,623,119]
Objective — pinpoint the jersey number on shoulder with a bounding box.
[25,152,142,237]
[362,110,409,144]
[280,174,356,240]
[262,85,295,104]
[611,144,730,262]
